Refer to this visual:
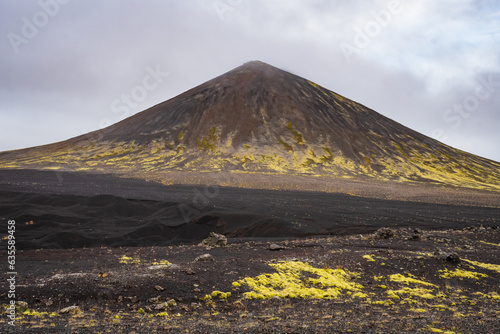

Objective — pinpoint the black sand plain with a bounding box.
[1,169,500,333]
[1,169,499,250]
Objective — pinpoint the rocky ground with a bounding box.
[2,226,499,333]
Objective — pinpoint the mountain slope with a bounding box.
[1,61,499,191]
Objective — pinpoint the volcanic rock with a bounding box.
[195,254,214,262]
[59,305,81,315]
[199,232,227,248]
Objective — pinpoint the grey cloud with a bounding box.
[0,0,499,161]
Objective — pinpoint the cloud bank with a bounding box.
[1,0,499,161]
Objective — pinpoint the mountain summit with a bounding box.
[1,61,500,191]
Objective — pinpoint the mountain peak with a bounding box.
[229,61,289,81]
[1,62,499,192]
[238,60,280,71]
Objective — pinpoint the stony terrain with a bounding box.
[1,226,499,333]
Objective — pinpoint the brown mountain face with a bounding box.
[1,61,500,191]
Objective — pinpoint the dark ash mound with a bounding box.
[2,188,499,250]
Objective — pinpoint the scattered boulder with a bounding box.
[148,296,161,304]
[269,243,285,251]
[444,252,461,264]
[184,268,196,275]
[148,265,167,270]
[155,285,165,291]
[191,302,201,309]
[199,232,227,249]
[195,254,214,262]
[270,296,282,301]
[154,302,168,310]
[17,301,29,311]
[125,296,139,303]
[50,273,86,280]
[168,264,181,270]
[374,227,394,239]
[59,305,81,315]
[434,250,460,264]
[147,263,181,270]
[434,249,444,257]
[410,228,423,240]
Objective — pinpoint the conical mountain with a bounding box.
[1,61,499,191]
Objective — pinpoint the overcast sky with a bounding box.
[1,0,499,161]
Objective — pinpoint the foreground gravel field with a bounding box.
[2,226,499,333]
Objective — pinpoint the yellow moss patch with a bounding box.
[118,255,141,264]
[389,274,437,287]
[352,292,368,298]
[151,259,171,266]
[307,80,321,89]
[475,292,500,300]
[22,309,49,318]
[362,254,376,262]
[479,241,500,247]
[200,295,212,301]
[235,261,362,299]
[119,256,170,267]
[149,312,168,318]
[439,268,488,279]
[463,259,500,273]
[371,299,394,306]
[412,308,427,313]
[387,287,436,300]
[211,291,231,299]
[427,326,455,333]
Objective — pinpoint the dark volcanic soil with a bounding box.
[1,227,499,333]
[0,170,499,250]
